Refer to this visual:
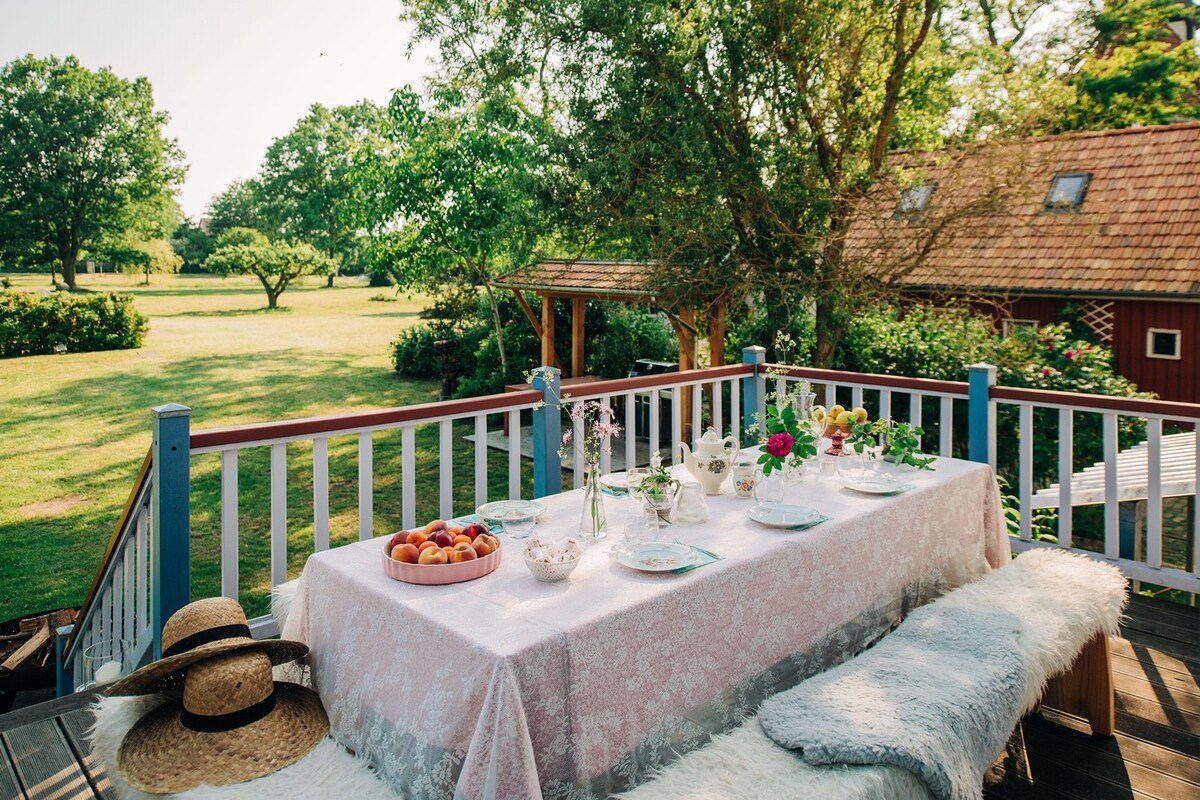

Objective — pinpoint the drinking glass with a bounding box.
[77,638,129,692]
[500,502,537,539]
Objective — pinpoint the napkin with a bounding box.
[671,546,724,574]
[791,514,831,532]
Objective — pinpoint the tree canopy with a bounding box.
[0,54,184,288]
[204,227,334,309]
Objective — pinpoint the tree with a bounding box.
[171,220,214,271]
[404,0,951,365]
[258,101,386,286]
[1060,0,1200,130]
[355,90,546,370]
[204,227,334,309]
[0,55,184,289]
[206,179,269,239]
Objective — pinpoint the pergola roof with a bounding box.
[491,259,659,302]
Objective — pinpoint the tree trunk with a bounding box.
[59,247,78,290]
[483,281,508,372]
[266,290,279,309]
[813,298,843,368]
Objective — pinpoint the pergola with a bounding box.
[490,259,727,377]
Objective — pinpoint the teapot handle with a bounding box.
[723,435,740,465]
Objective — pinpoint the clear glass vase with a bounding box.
[579,468,608,542]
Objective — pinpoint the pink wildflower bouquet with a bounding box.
[558,400,622,467]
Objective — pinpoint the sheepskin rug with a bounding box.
[618,549,1127,800]
[87,693,399,800]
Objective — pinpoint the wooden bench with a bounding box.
[618,550,1127,800]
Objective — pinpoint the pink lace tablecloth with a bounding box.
[284,457,1006,800]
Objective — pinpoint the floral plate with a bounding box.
[616,542,698,573]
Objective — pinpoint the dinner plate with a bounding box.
[616,542,698,572]
[475,499,546,525]
[600,472,632,493]
[748,503,822,528]
[841,474,916,495]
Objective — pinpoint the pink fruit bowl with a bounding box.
[381,542,502,585]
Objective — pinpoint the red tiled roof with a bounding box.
[845,122,1200,298]
[492,259,658,299]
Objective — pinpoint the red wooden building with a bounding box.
[846,123,1200,404]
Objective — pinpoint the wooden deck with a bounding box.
[0,594,1195,799]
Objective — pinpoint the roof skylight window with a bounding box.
[1044,172,1092,212]
[892,182,936,219]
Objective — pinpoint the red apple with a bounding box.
[418,546,448,565]
[391,543,420,563]
[450,542,478,563]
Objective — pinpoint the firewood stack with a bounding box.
[0,608,77,672]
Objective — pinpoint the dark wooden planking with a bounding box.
[1128,593,1200,621]
[1111,651,1200,699]
[57,709,115,800]
[2,719,96,800]
[0,738,23,800]
[1111,635,1199,677]
[1121,610,1200,646]
[1037,707,1200,782]
[0,692,97,734]
[1116,688,1200,734]
[1113,668,1200,715]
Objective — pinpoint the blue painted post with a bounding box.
[742,346,766,445]
[1118,502,1137,560]
[55,625,74,697]
[968,363,997,469]
[151,403,191,659]
[531,367,563,499]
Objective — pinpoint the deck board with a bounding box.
[0,594,1194,800]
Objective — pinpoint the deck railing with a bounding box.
[57,351,1200,694]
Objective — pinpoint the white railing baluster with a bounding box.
[111,561,122,655]
[649,391,660,462]
[1193,431,1199,581]
[851,386,863,410]
[600,397,613,475]
[939,396,953,456]
[221,449,239,597]
[271,443,288,586]
[508,411,521,500]
[712,381,723,435]
[100,588,111,665]
[691,385,702,441]
[671,387,683,464]
[122,538,134,646]
[1146,418,1163,570]
[401,425,416,530]
[910,394,923,447]
[359,431,374,540]
[730,378,740,442]
[1019,403,1034,542]
[1104,413,1119,560]
[313,438,329,553]
[1058,409,1073,549]
[136,510,148,638]
[774,377,786,406]
[439,421,453,520]
[823,383,836,409]
[623,392,636,471]
[475,415,488,508]
[572,412,584,488]
[879,389,891,424]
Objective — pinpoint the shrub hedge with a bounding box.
[0,290,148,357]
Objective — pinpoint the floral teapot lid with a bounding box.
[694,426,733,457]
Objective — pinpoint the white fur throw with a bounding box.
[87,694,399,800]
[619,549,1127,800]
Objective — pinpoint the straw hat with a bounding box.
[106,597,307,695]
[117,649,329,793]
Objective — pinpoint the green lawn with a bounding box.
[0,273,533,622]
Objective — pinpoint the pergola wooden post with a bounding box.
[540,293,555,369]
[572,297,586,377]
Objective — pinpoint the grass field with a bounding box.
[0,272,533,621]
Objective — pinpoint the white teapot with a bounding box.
[679,427,740,495]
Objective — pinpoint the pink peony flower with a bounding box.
[765,432,794,457]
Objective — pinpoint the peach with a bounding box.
[431,530,455,549]
[476,533,500,552]
[387,531,410,553]
[406,530,429,547]
[418,546,448,565]
[391,543,420,564]
[471,537,494,557]
[450,542,478,563]
[442,546,455,559]
[448,526,465,535]
[452,534,472,546]
[422,519,448,536]
[418,541,440,553]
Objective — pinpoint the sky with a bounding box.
[0,0,435,219]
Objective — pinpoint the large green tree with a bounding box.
[404,0,951,364]
[355,90,546,369]
[0,55,184,288]
[258,101,385,286]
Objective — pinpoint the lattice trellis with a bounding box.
[1077,300,1115,343]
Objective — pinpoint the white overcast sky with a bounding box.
[0,0,434,219]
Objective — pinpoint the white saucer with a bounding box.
[748,504,822,528]
[841,474,915,495]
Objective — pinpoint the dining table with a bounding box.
[282,454,1007,800]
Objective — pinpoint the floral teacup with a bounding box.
[731,462,758,498]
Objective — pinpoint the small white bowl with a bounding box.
[522,553,581,582]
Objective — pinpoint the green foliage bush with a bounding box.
[0,290,148,357]
[836,303,999,381]
[393,290,676,397]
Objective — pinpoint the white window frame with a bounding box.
[1146,328,1182,360]
[1001,318,1039,338]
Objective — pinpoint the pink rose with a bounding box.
[765,432,794,458]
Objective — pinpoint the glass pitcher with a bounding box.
[673,481,710,523]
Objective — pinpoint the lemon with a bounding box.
[829,404,846,419]
[835,410,856,426]
[853,406,868,423]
